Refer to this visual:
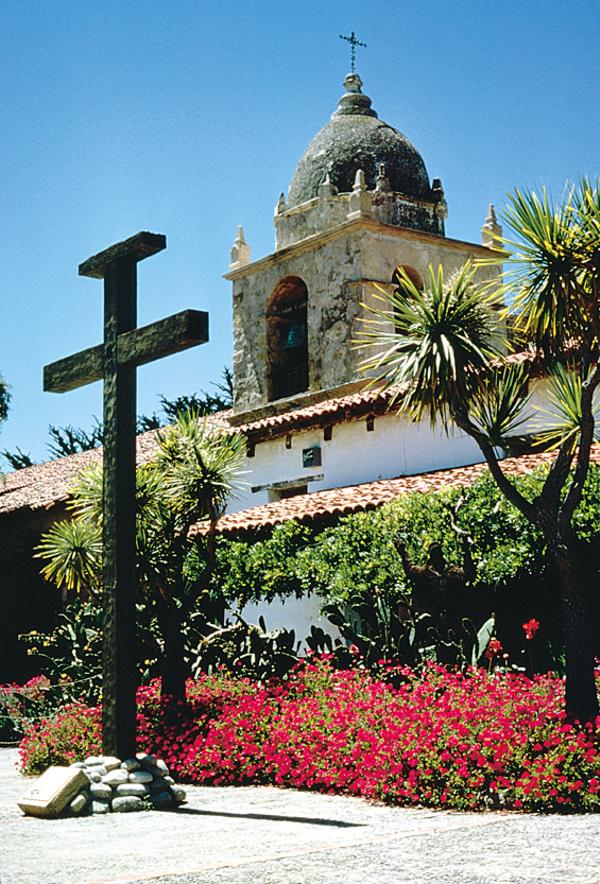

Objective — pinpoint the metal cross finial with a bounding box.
[339,31,367,73]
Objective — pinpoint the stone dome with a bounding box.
[287,74,433,208]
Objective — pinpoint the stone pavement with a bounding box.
[2,748,600,884]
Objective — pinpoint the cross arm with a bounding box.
[44,309,209,393]
[79,232,166,279]
[118,308,209,369]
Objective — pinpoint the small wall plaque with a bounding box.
[302,446,322,468]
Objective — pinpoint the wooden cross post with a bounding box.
[44,232,209,759]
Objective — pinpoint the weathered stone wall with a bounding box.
[275,188,445,252]
[275,195,350,250]
[231,227,365,415]
[230,220,501,418]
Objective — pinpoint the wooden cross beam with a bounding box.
[44,231,209,759]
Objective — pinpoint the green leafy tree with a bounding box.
[37,413,245,704]
[159,366,234,422]
[360,179,600,723]
[2,446,33,470]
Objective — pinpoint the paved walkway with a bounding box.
[2,749,600,883]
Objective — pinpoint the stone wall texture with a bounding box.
[230,220,501,417]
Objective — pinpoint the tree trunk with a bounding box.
[160,612,187,705]
[555,543,599,724]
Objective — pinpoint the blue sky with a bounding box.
[1,0,598,463]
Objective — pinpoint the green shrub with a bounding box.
[214,521,315,605]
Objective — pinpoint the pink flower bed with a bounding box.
[18,659,600,812]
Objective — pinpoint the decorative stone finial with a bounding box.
[275,192,287,215]
[431,178,448,222]
[344,72,363,93]
[353,169,367,192]
[333,73,378,119]
[230,225,250,269]
[375,163,391,192]
[318,172,337,198]
[348,169,372,219]
[432,178,445,200]
[481,203,503,248]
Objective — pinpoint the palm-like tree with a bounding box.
[361,179,600,724]
[37,412,245,703]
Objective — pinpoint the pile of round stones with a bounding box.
[68,753,186,815]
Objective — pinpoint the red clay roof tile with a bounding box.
[197,445,600,537]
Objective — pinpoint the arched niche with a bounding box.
[391,264,424,292]
[391,265,424,334]
[267,276,309,401]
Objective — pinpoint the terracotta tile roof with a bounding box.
[0,345,561,518]
[236,346,555,442]
[0,390,397,515]
[199,445,600,537]
[0,410,233,515]
[240,387,395,439]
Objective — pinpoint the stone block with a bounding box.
[18,766,88,819]
[112,796,144,813]
[121,757,141,772]
[116,783,150,797]
[102,769,128,787]
[136,752,156,767]
[90,783,113,800]
[171,786,187,804]
[70,793,88,815]
[91,799,111,814]
[128,770,153,784]
[101,756,122,771]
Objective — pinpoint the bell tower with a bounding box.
[226,74,500,422]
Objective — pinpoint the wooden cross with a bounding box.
[339,31,367,73]
[44,232,209,759]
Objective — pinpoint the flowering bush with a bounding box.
[18,701,101,770]
[18,659,600,813]
[523,618,541,641]
[0,676,54,741]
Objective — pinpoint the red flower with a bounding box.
[485,638,503,660]
[522,619,540,641]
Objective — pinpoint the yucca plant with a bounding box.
[37,412,245,704]
[360,263,503,429]
[361,179,600,724]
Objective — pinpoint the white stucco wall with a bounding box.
[225,411,483,646]
[227,412,482,514]
[225,376,566,645]
[238,593,342,650]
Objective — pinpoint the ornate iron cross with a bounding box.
[339,30,367,73]
[44,232,209,758]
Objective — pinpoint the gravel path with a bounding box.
[2,748,600,883]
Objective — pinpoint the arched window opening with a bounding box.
[391,264,423,293]
[267,277,309,401]
[391,265,423,334]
